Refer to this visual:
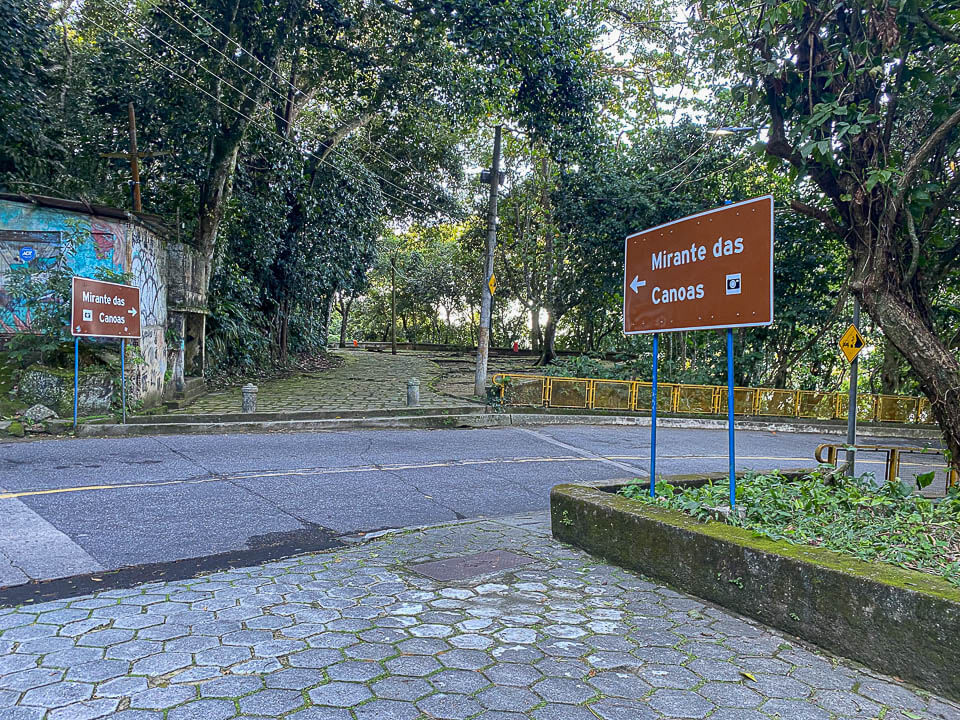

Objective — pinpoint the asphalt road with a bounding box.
[0,424,946,598]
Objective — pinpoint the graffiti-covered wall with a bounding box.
[0,198,171,407]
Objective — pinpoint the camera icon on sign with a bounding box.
[725,273,741,295]
[82,309,93,322]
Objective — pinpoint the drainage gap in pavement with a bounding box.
[410,550,535,581]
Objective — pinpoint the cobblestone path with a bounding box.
[175,351,476,414]
[1,513,957,720]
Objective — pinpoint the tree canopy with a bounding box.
[1,0,957,460]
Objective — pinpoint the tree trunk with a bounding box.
[322,294,334,348]
[880,337,902,395]
[858,282,960,470]
[538,313,559,365]
[279,298,290,362]
[196,129,243,271]
[530,305,542,353]
[339,297,353,348]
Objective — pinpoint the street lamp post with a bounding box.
[474,125,503,397]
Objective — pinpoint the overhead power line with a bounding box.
[96,1,450,215]
[164,0,450,192]
[85,14,443,217]
[148,1,290,105]
[166,0,297,95]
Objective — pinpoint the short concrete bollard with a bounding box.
[241,383,258,413]
[407,378,420,407]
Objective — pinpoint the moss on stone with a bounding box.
[6,420,25,437]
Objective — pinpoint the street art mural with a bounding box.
[0,229,63,332]
[0,198,171,406]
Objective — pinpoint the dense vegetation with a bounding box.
[621,470,960,587]
[0,0,957,456]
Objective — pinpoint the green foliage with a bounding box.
[205,262,272,370]
[205,126,385,370]
[542,355,620,379]
[0,0,58,188]
[3,232,79,366]
[695,0,960,459]
[621,469,960,586]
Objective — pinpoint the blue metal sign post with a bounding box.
[73,338,79,429]
[121,339,127,424]
[72,337,128,427]
[650,332,659,496]
[727,329,736,507]
[623,197,774,507]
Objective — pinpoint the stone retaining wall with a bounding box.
[551,479,960,702]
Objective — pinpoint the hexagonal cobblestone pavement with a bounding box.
[172,351,477,414]
[1,512,958,719]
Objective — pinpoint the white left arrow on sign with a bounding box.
[630,276,646,294]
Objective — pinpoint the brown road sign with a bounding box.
[71,276,141,339]
[623,196,774,334]
[839,323,865,363]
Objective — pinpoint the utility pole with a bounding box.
[474,125,502,397]
[391,256,397,355]
[127,103,142,212]
[846,296,860,476]
[100,102,168,213]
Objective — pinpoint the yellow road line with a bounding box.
[0,454,948,501]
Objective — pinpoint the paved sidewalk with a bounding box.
[1,513,957,720]
[174,351,475,414]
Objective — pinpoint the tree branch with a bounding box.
[920,8,960,44]
[920,169,960,235]
[896,105,960,206]
[790,199,845,236]
[763,76,847,210]
[318,113,373,164]
[903,210,920,287]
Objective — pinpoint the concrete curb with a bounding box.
[125,404,487,425]
[74,410,943,440]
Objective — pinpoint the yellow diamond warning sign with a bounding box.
[488,273,497,296]
[839,324,865,363]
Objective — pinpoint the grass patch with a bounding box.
[620,469,960,587]
[0,352,26,418]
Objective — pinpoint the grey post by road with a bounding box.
[846,297,860,475]
[474,124,502,397]
[241,383,258,413]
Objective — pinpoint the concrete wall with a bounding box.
[0,199,171,407]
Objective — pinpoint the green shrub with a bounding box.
[621,469,960,586]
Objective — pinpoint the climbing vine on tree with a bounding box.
[696,0,960,466]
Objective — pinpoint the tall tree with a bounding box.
[697,0,960,466]
[0,0,58,189]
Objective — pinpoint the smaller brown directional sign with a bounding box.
[838,323,865,363]
[71,276,141,339]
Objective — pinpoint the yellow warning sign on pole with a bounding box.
[488,273,497,296]
[839,324,865,363]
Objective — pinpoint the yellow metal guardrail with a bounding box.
[815,443,958,488]
[490,373,935,425]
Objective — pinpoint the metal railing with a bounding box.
[490,373,936,425]
[815,443,958,489]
